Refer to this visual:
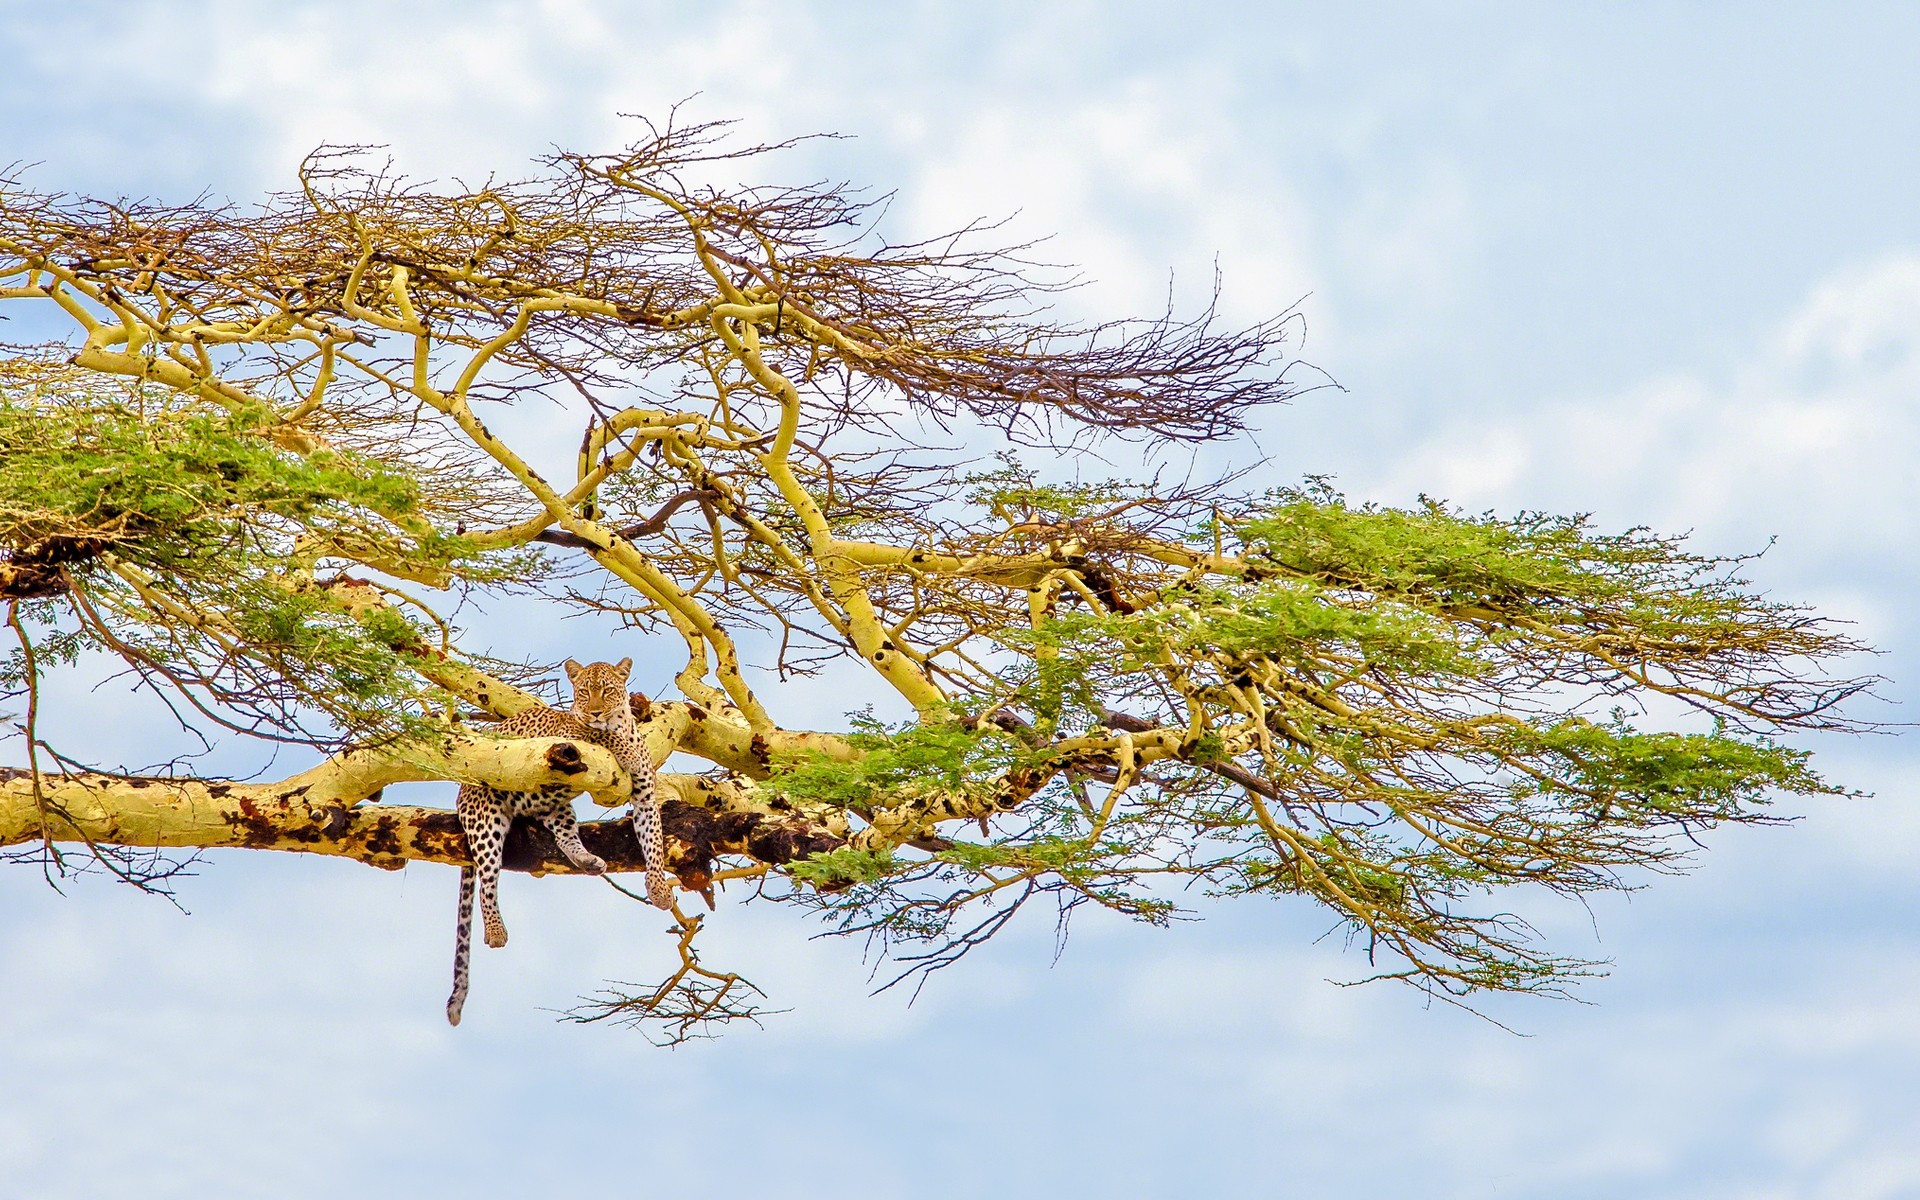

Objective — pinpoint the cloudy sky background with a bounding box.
[4,3,1920,1197]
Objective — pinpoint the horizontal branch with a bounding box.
[0,765,849,892]
[0,732,635,840]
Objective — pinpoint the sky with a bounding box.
[4,3,1920,1197]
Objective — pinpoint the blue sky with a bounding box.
[4,3,1920,1197]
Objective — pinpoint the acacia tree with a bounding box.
[0,117,1868,1038]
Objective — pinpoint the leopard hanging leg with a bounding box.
[633,792,672,909]
[538,810,608,874]
[458,786,515,950]
[447,864,476,1026]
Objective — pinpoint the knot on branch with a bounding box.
[314,803,351,839]
[544,742,587,775]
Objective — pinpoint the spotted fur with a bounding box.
[446,657,673,1026]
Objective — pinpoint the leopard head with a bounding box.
[563,657,635,732]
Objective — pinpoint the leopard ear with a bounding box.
[614,656,632,677]
[563,659,583,681]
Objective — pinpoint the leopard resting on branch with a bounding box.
[447,657,672,1026]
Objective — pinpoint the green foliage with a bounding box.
[934,477,1866,997]
[0,604,85,689]
[1053,579,1482,678]
[962,451,1158,523]
[763,707,1036,815]
[1233,482,1777,640]
[0,393,416,571]
[0,379,532,742]
[787,845,898,886]
[1491,716,1831,817]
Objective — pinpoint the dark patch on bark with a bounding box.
[273,799,331,845]
[0,534,110,599]
[1064,554,1138,614]
[452,802,853,891]
[315,804,351,839]
[223,796,282,849]
[659,800,716,891]
[361,814,404,858]
[500,817,565,872]
[544,741,586,774]
[409,810,469,862]
[730,810,843,869]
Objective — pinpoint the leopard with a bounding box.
[446,657,673,1026]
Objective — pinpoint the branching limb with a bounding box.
[563,906,775,1046]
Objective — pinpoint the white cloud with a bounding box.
[1368,253,1920,644]
[1082,918,1920,1197]
[902,72,1318,328]
[6,0,824,196]
[1332,156,1478,342]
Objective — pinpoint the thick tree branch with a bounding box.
[0,765,849,888]
[0,734,634,838]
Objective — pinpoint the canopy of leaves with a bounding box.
[756,477,1861,998]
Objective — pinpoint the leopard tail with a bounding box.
[447,864,475,1025]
